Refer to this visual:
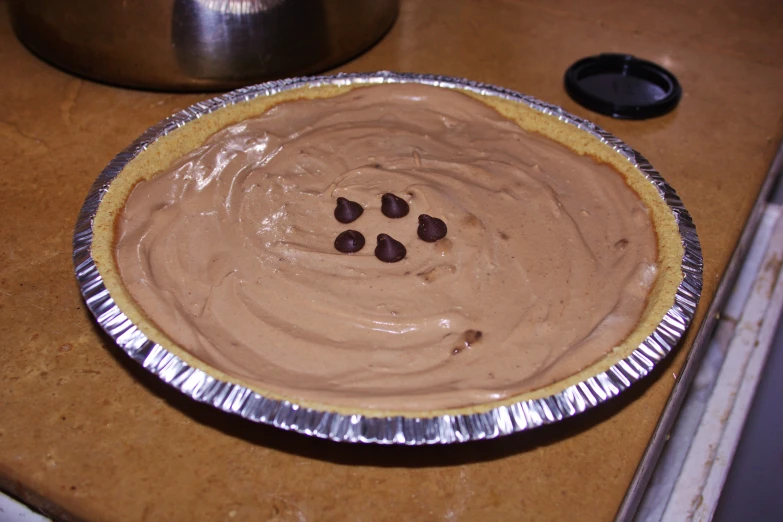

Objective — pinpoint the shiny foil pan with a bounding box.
[73,72,703,444]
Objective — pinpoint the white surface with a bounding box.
[0,493,49,522]
[713,277,783,520]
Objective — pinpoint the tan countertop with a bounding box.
[1,1,782,520]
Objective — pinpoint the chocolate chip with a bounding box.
[334,230,365,253]
[381,193,409,218]
[375,233,406,263]
[417,214,448,242]
[334,197,364,224]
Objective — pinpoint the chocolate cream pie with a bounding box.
[91,82,684,415]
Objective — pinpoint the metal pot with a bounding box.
[9,0,399,91]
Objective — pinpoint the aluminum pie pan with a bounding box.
[72,71,703,445]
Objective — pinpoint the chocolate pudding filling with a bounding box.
[114,84,659,411]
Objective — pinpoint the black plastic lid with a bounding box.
[564,54,681,120]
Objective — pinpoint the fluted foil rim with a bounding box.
[73,71,703,444]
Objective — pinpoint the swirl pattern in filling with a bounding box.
[115,84,658,411]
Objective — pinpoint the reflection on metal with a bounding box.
[8,0,399,90]
[195,0,285,14]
